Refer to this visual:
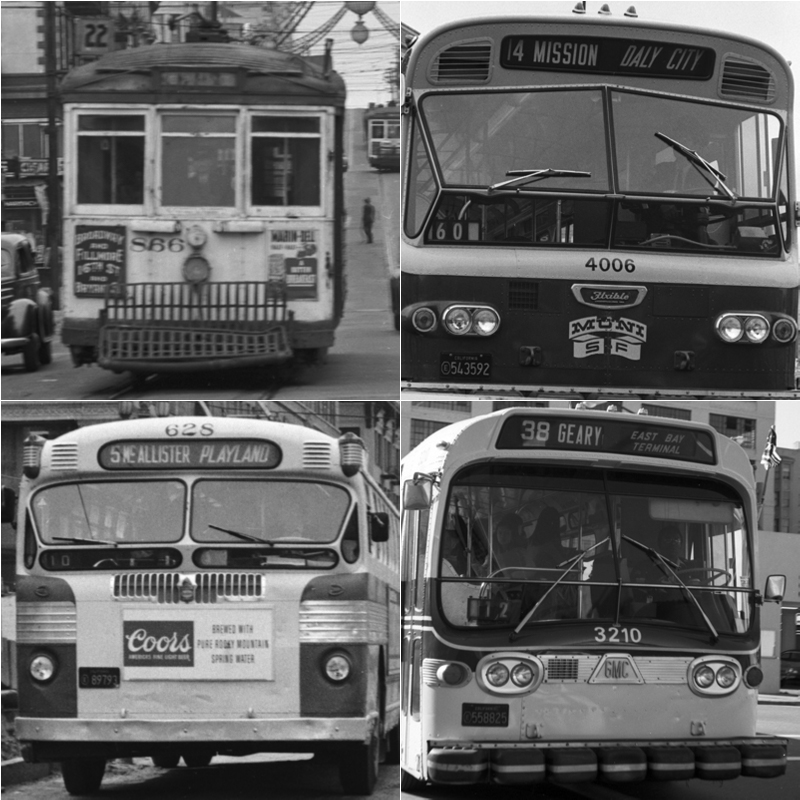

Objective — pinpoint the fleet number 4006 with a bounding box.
[585,257,636,273]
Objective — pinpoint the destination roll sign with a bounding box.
[500,35,716,80]
[99,439,282,470]
[496,416,716,465]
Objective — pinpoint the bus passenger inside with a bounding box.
[529,507,572,568]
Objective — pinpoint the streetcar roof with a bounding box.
[61,42,346,104]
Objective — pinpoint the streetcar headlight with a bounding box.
[716,314,743,343]
[695,665,715,688]
[182,254,211,284]
[485,662,509,687]
[324,653,351,682]
[510,663,534,687]
[689,657,741,696]
[30,654,56,683]
[185,225,207,248]
[443,307,472,336]
[744,316,770,343]
[772,317,798,343]
[411,307,437,333]
[716,665,737,688]
[472,308,500,336]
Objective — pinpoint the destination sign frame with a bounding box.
[500,35,716,80]
[495,416,716,465]
[99,439,282,470]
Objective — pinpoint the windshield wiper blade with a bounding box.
[622,535,718,643]
[488,168,592,194]
[208,524,274,546]
[52,536,118,547]
[510,537,609,641]
[654,132,737,201]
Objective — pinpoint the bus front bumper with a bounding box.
[16,714,379,761]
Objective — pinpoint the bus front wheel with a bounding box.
[339,725,380,795]
[61,758,106,796]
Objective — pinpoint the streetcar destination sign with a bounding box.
[495,416,716,464]
[500,36,716,79]
[99,439,282,470]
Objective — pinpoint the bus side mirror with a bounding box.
[403,479,431,511]
[1,487,16,526]
[764,574,786,603]
[369,512,389,542]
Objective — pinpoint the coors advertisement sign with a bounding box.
[123,620,194,667]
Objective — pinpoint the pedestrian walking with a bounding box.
[362,197,375,243]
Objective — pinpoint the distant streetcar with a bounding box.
[364,104,400,171]
[59,41,347,376]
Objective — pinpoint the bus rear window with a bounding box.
[191,480,350,544]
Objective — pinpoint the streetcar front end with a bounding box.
[59,43,346,376]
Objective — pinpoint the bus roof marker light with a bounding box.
[598,4,612,14]
[572,1,586,13]
[624,6,638,17]
[23,434,46,479]
[339,432,365,477]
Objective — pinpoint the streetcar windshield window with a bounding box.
[161,114,236,207]
[191,480,351,544]
[439,465,752,635]
[77,114,145,205]
[32,481,185,544]
[251,116,321,206]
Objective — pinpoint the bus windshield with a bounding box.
[439,465,752,636]
[191,480,351,544]
[413,89,784,255]
[32,481,185,545]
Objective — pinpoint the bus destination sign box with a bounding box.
[99,439,282,470]
[496,416,716,465]
[500,36,716,80]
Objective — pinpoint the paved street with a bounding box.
[1,109,399,401]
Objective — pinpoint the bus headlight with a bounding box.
[442,305,501,337]
[510,663,534,687]
[772,317,798,343]
[443,307,472,335]
[689,656,741,696]
[30,653,57,683]
[411,307,438,333]
[473,308,500,336]
[716,314,743,342]
[324,653,351,682]
[485,662,509,687]
[744,316,769,343]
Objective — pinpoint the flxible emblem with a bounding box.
[572,284,648,310]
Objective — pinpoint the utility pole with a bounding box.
[44,2,61,308]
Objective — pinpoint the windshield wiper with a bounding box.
[654,132,737,202]
[52,536,118,547]
[622,535,719,643]
[208,524,274,546]
[488,168,592,195]
[510,537,609,641]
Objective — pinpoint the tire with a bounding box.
[339,725,380,795]
[400,768,426,792]
[182,751,213,768]
[23,333,41,372]
[152,753,180,768]
[38,337,53,365]
[61,758,106,796]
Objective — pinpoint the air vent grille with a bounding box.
[50,443,79,471]
[303,441,332,469]
[720,57,776,103]
[546,658,580,681]
[508,280,539,311]
[433,42,492,83]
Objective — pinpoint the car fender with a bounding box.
[34,287,54,339]
[3,296,38,339]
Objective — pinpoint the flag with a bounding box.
[760,426,781,470]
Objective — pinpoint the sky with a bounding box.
[774,402,800,449]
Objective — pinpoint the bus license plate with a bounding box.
[461,703,509,727]
[440,353,492,380]
[79,667,120,689]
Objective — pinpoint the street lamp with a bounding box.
[351,19,369,45]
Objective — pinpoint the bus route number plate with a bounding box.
[79,667,120,689]
[461,703,509,727]
[440,353,492,380]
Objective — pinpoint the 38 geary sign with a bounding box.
[500,36,715,79]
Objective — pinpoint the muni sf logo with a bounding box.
[123,620,194,667]
[569,316,647,361]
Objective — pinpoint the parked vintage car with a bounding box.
[1,233,54,371]
[781,650,800,687]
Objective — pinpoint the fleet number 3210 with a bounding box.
[594,626,642,643]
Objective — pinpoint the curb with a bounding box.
[0,757,55,786]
